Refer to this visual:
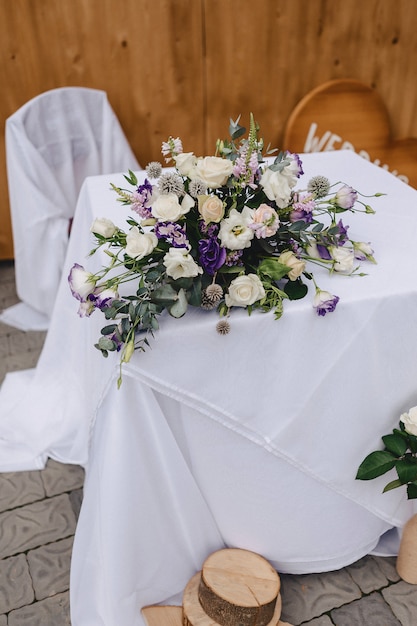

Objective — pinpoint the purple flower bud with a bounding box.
[313,290,340,316]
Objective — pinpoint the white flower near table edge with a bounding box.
[68,114,381,388]
[357,406,417,500]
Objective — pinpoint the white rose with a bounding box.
[219,206,255,250]
[163,247,203,280]
[198,195,225,223]
[174,152,197,177]
[330,246,354,273]
[193,156,234,188]
[125,227,158,259]
[225,274,266,308]
[260,168,295,208]
[278,250,306,281]
[400,406,417,437]
[90,217,117,238]
[151,193,193,222]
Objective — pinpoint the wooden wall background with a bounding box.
[1,0,416,259]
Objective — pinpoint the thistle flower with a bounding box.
[216,319,231,335]
[146,161,162,179]
[158,172,185,196]
[201,284,224,309]
[307,175,331,198]
[188,179,208,198]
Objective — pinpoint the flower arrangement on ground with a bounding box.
[356,407,417,499]
[69,114,378,386]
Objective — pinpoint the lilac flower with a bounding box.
[290,192,315,223]
[333,185,358,209]
[198,237,227,275]
[233,145,260,188]
[131,179,153,219]
[313,289,340,316]
[224,249,244,267]
[155,222,189,248]
[161,137,183,161]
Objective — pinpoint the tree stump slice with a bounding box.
[198,548,280,626]
[183,573,282,626]
[142,605,183,626]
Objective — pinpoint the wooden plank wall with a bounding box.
[1,0,416,260]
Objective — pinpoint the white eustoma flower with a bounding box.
[68,264,97,301]
[225,274,266,308]
[330,246,354,273]
[219,206,255,250]
[163,247,203,280]
[260,160,300,208]
[90,217,117,238]
[125,227,158,260]
[400,407,417,437]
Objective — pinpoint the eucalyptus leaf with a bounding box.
[169,288,188,318]
[151,284,179,305]
[98,336,117,352]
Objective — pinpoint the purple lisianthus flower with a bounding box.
[89,287,119,311]
[313,289,340,316]
[155,221,188,248]
[198,237,227,275]
[316,244,332,260]
[334,219,349,245]
[333,185,358,209]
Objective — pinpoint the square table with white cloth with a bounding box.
[1,150,417,626]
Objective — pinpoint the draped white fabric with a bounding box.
[2,87,140,330]
[1,151,417,625]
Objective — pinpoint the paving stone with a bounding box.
[41,460,84,497]
[27,537,73,601]
[69,487,83,520]
[330,591,401,625]
[374,556,401,583]
[346,554,389,593]
[0,494,76,559]
[8,331,46,355]
[301,616,334,626]
[3,351,41,373]
[0,554,34,613]
[279,569,361,625]
[382,580,417,625]
[7,590,70,626]
[0,471,45,512]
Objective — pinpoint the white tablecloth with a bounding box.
[1,151,417,625]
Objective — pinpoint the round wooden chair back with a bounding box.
[283,79,417,188]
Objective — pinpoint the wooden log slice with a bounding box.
[142,605,183,626]
[183,572,282,626]
[198,548,280,626]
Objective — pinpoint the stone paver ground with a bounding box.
[1,259,417,625]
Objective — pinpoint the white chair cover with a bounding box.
[2,87,140,331]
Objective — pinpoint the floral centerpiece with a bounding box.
[69,114,378,387]
[356,406,417,499]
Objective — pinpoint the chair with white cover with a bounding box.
[2,87,140,331]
